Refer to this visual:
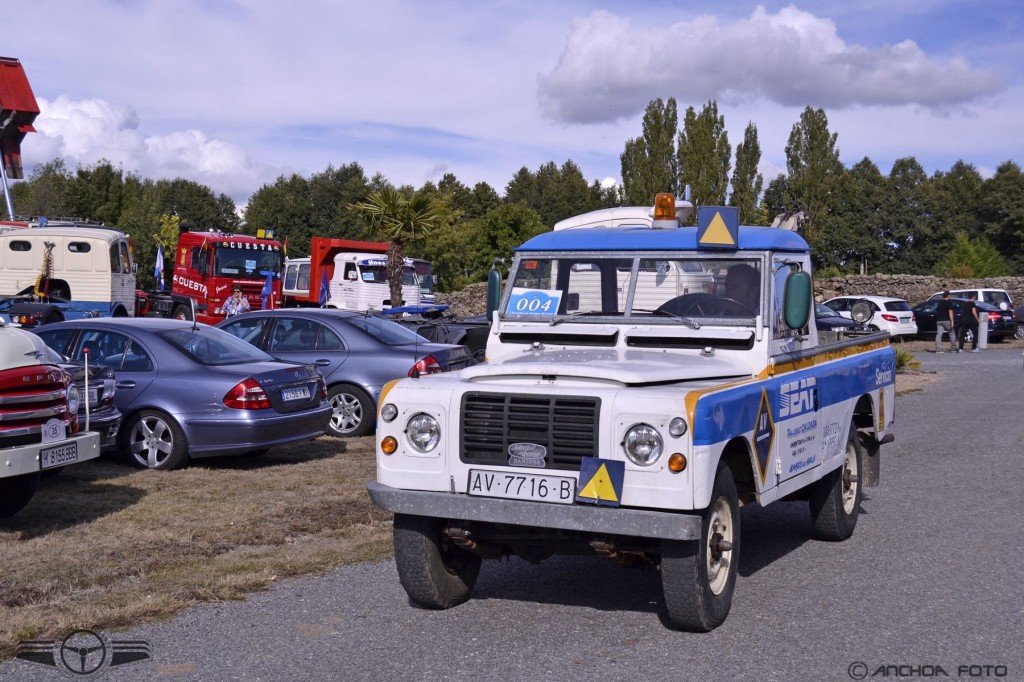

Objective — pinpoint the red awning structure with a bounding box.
[0,57,40,180]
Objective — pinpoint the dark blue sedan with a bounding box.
[34,318,331,470]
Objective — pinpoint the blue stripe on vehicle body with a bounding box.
[517,226,810,253]
[690,346,895,447]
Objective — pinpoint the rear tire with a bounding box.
[172,304,193,321]
[809,420,863,541]
[0,472,41,517]
[1015,323,1024,341]
[661,464,740,631]
[327,384,374,437]
[393,514,482,609]
[121,409,190,470]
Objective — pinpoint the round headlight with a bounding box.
[381,403,398,423]
[67,383,82,414]
[623,423,663,466]
[406,413,440,452]
[669,417,688,437]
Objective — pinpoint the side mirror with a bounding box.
[783,270,812,330]
[131,263,138,274]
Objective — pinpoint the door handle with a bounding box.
[115,381,137,389]
[313,359,331,367]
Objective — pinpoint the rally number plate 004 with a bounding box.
[467,469,576,505]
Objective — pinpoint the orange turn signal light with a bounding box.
[381,436,398,455]
[668,453,687,472]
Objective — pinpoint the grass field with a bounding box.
[0,436,390,658]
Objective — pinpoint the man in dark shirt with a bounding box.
[957,292,980,353]
[934,290,956,352]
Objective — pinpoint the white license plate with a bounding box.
[468,469,576,505]
[40,442,79,469]
[88,387,99,405]
[281,386,311,402]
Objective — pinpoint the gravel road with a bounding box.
[4,346,1022,682]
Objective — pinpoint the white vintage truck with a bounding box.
[367,194,896,631]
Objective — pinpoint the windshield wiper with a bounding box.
[630,308,702,329]
[548,311,619,326]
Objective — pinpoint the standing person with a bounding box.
[934,290,956,353]
[223,284,251,317]
[957,292,980,353]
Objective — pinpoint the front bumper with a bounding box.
[1,431,101,478]
[366,481,702,541]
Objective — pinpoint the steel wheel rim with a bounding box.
[842,439,859,514]
[129,416,174,468]
[707,497,733,595]
[330,393,363,434]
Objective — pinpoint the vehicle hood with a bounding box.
[459,348,752,386]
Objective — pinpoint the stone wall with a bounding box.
[815,275,1024,306]
[438,276,1024,317]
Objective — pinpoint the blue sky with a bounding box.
[5,1,1022,212]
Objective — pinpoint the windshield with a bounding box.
[158,326,275,365]
[503,254,762,324]
[359,265,417,286]
[351,315,430,345]
[214,245,282,279]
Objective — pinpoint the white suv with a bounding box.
[823,295,918,339]
[928,288,1013,311]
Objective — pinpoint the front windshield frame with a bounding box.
[500,250,766,326]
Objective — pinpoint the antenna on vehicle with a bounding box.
[83,346,91,432]
[190,296,199,331]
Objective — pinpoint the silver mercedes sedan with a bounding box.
[33,318,331,470]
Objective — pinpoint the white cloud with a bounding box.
[30,96,283,205]
[538,5,1004,124]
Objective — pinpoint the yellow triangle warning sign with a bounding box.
[699,212,736,246]
[577,463,619,503]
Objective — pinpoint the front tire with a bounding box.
[121,409,190,470]
[808,420,863,541]
[327,384,374,437]
[393,514,482,609]
[0,472,41,517]
[172,304,193,321]
[661,464,740,631]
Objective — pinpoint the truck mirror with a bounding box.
[131,263,138,274]
[783,270,811,330]
[486,261,502,317]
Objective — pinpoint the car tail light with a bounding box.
[409,354,443,377]
[881,314,898,322]
[988,312,1000,323]
[223,378,272,409]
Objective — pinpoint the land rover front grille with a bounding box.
[459,393,600,471]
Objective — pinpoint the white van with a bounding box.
[0,226,136,317]
[928,288,1013,311]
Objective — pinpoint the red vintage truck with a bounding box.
[137,229,284,324]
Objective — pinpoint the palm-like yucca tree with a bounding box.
[348,188,446,307]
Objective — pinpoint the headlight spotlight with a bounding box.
[668,417,688,437]
[406,413,440,452]
[623,423,663,466]
[381,403,398,422]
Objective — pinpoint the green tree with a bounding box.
[784,107,842,248]
[9,158,73,217]
[678,100,731,212]
[878,157,928,273]
[817,159,886,273]
[761,174,789,221]
[916,160,984,273]
[978,161,1024,274]
[620,98,678,205]
[728,122,763,224]
[348,188,449,305]
[933,232,1008,277]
